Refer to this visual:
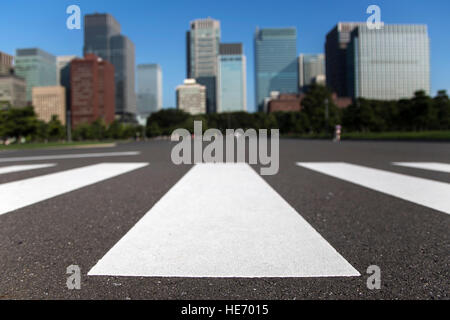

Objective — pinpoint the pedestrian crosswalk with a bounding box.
[0,164,56,175]
[0,160,448,279]
[296,162,450,215]
[88,163,360,278]
[0,163,149,216]
[393,162,450,173]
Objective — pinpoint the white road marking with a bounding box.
[0,151,140,163]
[0,164,56,175]
[297,162,450,215]
[0,163,149,216]
[88,163,360,278]
[393,162,450,174]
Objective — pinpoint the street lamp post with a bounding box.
[67,109,72,142]
[324,98,329,136]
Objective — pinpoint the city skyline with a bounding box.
[1,0,449,112]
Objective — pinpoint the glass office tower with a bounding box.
[15,48,57,102]
[187,18,221,113]
[348,24,430,100]
[137,64,163,117]
[325,23,364,97]
[299,54,325,90]
[83,14,121,63]
[217,43,246,113]
[110,34,136,115]
[254,27,298,112]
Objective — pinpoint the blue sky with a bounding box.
[1,0,449,112]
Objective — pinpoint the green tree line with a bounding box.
[146,85,450,137]
[0,107,143,143]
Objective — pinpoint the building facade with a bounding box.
[299,54,326,90]
[32,86,66,125]
[217,43,246,113]
[84,13,136,116]
[0,51,14,75]
[176,79,206,115]
[325,22,364,97]
[267,93,304,113]
[57,56,78,87]
[83,13,121,63]
[0,75,27,108]
[254,27,298,112]
[187,18,221,113]
[137,64,162,117]
[57,55,78,125]
[347,24,430,100]
[70,54,115,128]
[15,48,57,102]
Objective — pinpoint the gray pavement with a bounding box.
[0,140,448,299]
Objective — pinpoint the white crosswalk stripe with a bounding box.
[0,151,140,163]
[88,163,360,278]
[393,162,450,174]
[0,164,56,175]
[0,162,149,216]
[297,162,450,215]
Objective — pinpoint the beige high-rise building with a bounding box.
[176,79,206,115]
[0,51,13,75]
[32,86,66,125]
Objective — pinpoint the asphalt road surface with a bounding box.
[0,139,448,300]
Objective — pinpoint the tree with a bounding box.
[47,115,66,141]
[411,90,438,130]
[434,90,450,130]
[146,121,161,138]
[302,85,340,134]
[147,109,191,136]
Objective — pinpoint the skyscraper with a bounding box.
[110,34,136,115]
[217,43,246,113]
[57,55,78,125]
[84,13,136,117]
[187,18,221,113]
[176,79,206,115]
[137,64,163,117]
[15,48,57,101]
[70,54,115,128]
[83,14,121,62]
[325,22,364,97]
[347,24,430,100]
[299,54,326,90]
[57,56,78,87]
[254,27,298,112]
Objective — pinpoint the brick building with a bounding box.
[70,54,115,128]
[268,93,304,113]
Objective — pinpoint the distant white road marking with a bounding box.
[0,151,140,163]
[0,163,148,216]
[393,162,450,174]
[297,162,450,215]
[0,164,56,175]
[88,163,359,278]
